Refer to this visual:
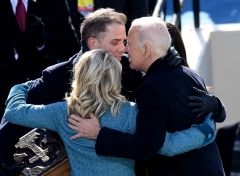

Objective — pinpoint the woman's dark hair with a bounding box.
[166,22,189,67]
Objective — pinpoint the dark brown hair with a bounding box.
[80,8,127,44]
[166,22,189,67]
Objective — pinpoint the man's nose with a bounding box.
[119,42,126,52]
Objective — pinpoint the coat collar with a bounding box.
[72,41,90,65]
[81,41,90,53]
[144,57,167,78]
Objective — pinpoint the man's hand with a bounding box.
[68,113,101,140]
[188,87,218,118]
[28,14,45,47]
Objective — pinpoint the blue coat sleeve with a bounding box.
[4,82,65,132]
[159,113,215,156]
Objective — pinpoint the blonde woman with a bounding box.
[4,49,214,176]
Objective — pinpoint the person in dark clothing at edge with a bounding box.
[0,0,80,121]
[67,16,226,176]
[0,8,225,176]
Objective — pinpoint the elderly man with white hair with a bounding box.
[70,17,225,176]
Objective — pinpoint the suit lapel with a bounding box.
[3,0,21,32]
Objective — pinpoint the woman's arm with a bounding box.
[159,113,215,157]
[4,82,65,132]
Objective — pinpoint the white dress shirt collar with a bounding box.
[10,0,28,14]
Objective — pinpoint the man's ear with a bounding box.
[87,37,97,50]
[143,44,151,60]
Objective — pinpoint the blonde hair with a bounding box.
[65,49,126,119]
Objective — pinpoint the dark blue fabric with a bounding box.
[96,58,225,176]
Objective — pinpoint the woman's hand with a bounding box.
[188,87,218,118]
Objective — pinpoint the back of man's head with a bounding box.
[131,17,171,58]
[80,8,127,44]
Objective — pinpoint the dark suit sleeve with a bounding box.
[37,0,80,61]
[95,83,168,161]
[27,57,75,105]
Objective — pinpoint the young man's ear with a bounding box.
[87,37,97,50]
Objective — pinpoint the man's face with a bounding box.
[125,28,144,71]
[95,23,126,61]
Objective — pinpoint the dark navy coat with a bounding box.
[95,58,225,176]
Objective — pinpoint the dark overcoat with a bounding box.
[95,58,225,176]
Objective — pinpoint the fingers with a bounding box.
[196,113,203,118]
[169,57,176,66]
[191,107,203,113]
[188,102,202,108]
[173,58,182,67]
[165,55,173,64]
[68,114,84,131]
[189,101,204,115]
[89,112,99,121]
[196,112,204,118]
[68,117,80,127]
[29,14,39,24]
[67,122,78,131]
[35,20,44,29]
[70,134,81,140]
[68,117,78,125]
[68,113,100,140]
[70,114,82,121]
[188,96,202,101]
[30,14,38,20]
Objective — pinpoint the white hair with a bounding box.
[131,17,171,57]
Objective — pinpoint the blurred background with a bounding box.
[164,0,240,129]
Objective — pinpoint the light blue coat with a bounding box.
[4,81,215,176]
